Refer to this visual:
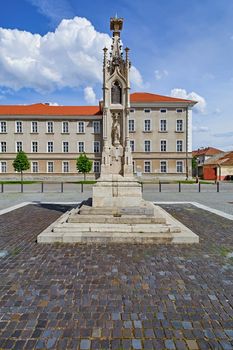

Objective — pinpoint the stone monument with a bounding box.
[37,17,199,244]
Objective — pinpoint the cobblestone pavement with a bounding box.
[0,203,233,350]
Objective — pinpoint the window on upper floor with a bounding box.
[15,121,23,133]
[176,109,183,113]
[160,140,167,152]
[63,141,69,153]
[160,120,167,132]
[0,121,7,133]
[93,141,100,153]
[62,121,69,133]
[144,109,151,113]
[0,142,7,152]
[160,109,167,114]
[47,121,54,133]
[47,141,54,153]
[31,121,38,133]
[144,119,151,132]
[93,121,100,134]
[31,141,38,153]
[176,120,183,132]
[93,161,100,173]
[177,140,183,152]
[129,119,135,132]
[77,121,85,133]
[16,141,23,153]
[78,141,85,153]
[144,140,151,152]
[130,140,135,152]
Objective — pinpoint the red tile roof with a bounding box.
[130,92,196,104]
[0,92,196,116]
[193,147,223,157]
[204,151,233,166]
[0,103,101,116]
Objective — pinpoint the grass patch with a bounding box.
[219,246,232,257]
[73,180,97,184]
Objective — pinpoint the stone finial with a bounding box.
[110,17,123,32]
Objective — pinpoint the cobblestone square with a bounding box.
[0,203,232,349]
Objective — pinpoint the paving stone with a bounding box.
[0,203,232,349]
[132,339,142,349]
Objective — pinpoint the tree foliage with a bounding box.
[76,153,92,180]
[12,151,30,182]
[192,156,198,170]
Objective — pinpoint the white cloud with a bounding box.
[0,17,111,92]
[0,16,144,95]
[154,69,168,80]
[26,0,74,25]
[193,126,209,133]
[84,86,97,105]
[130,66,143,88]
[171,88,207,114]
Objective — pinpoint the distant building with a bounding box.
[0,17,197,180]
[203,151,233,180]
[192,147,223,178]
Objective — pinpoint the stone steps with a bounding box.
[68,215,166,224]
[53,222,180,234]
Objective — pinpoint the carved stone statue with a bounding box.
[112,113,120,146]
[111,81,122,104]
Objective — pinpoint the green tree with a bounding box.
[76,153,92,181]
[12,151,30,182]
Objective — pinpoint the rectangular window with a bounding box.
[47,161,54,173]
[63,161,69,173]
[144,119,151,132]
[47,121,54,133]
[0,161,7,173]
[93,141,100,153]
[31,121,38,133]
[93,121,100,134]
[176,109,183,113]
[144,161,151,173]
[160,109,167,114]
[47,141,54,153]
[160,140,167,152]
[31,141,38,153]
[0,121,7,133]
[130,109,135,113]
[0,142,6,152]
[78,141,85,153]
[177,140,183,152]
[160,161,167,173]
[144,140,151,152]
[144,109,151,113]
[77,121,85,133]
[62,121,69,133]
[160,120,167,132]
[32,161,38,173]
[176,119,183,132]
[129,119,135,132]
[63,141,69,153]
[15,121,22,133]
[16,141,23,152]
[176,161,183,173]
[93,161,100,173]
[130,140,135,152]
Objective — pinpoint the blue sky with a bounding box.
[0,0,233,150]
